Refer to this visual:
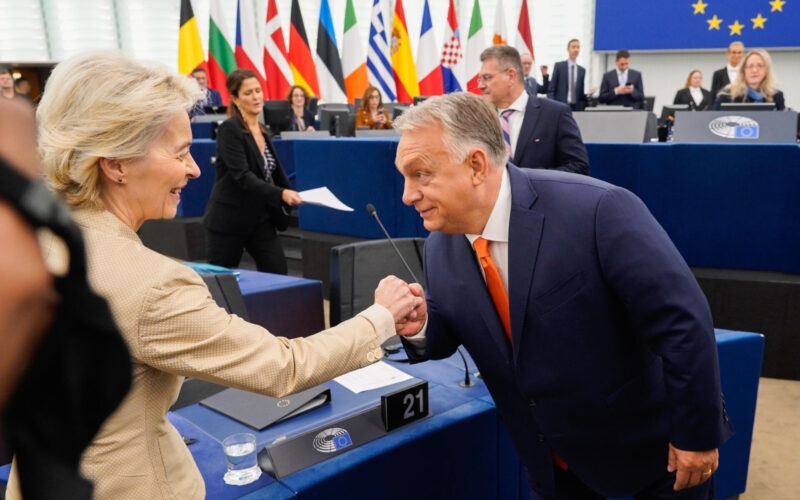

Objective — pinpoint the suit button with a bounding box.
[528,398,537,407]
[723,412,729,422]
[375,349,383,359]
[367,352,375,362]
[537,433,545,442]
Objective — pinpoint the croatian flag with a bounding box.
[440,0,464,93]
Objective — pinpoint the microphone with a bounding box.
[365,203,420,284]
[456,348,475,387]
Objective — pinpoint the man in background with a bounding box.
[548,39,595,111]
[0,66,30,103]
[190,67,223,117]
[599,49,644,109]
[710,42,744,99]
[520,52,549,96]
[478,45,588,175]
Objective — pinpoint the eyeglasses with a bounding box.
[369,95,381,99]
[745,63,765,70]
[478,68,511,83]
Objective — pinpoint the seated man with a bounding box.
[599,49,644,109]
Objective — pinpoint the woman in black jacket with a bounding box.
[713,49,785,110]
[673,70,712,111]
[204,69,303,274]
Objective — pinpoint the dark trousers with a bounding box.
[206,222,287,275]
[545,466,716,500]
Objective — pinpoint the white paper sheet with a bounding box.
[298,186,353,212]
[333,361,413,393]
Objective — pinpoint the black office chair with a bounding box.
[329,238,426,326]
[643,96,656,111]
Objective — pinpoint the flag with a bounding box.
[263,0,292,100]
[493,0,510,44]
[178,0,204,75]
[516,0,534,56]
[367,0,396,101]
[440,0,464,93]
[316,0,347,103]
[342,0,369,104]
[289,0,319,96]
[390,0,419,103]
[417,0,443,96]
[465,0,487,94]
[235,0,266,88]
[208,0,235,103]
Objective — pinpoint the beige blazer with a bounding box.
[7,207,394,499]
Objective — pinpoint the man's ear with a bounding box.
[468,148,491,186]
[97,157,125,184]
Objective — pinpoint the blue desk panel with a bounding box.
[177,139,216,217]
[278,138,800,273]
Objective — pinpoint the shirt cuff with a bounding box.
[357,304,396,345]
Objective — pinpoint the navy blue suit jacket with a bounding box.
[599,69,644,108]
[547,60,587,110]
[513,95,589,176]
[206,88,223,107]
[405,166,733,498]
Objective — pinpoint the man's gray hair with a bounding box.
[480,45,524,84]
[394,92,508,168]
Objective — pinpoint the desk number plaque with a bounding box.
[381,381,429,431]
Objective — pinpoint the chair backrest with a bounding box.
[330,238,426,325]
[644,96,656,112]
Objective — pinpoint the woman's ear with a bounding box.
[98,157,126,184]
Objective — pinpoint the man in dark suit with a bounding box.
[520,52,549,96]
[599,49,644,109]
[710,42,744,99]
[478,45,588,175]
[392,92,733,500]
[190,67,223,117]
[547,39,594,111]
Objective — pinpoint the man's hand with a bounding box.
[374,276,423,324]
[615,85,631,95]
[667,443,718,491]
[539,65,548,76]
[396,283,426,336]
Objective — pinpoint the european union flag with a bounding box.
[333,432,352,450]
[595,0,797,50]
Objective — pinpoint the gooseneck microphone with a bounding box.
[365,203,420,284]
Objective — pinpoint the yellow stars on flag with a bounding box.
[769,0,786,12]
[706,14,723,30]
[692,0,708,14]
[751,13,768,29]
[728,20,744,35]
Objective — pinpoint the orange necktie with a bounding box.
[473,237,512,343]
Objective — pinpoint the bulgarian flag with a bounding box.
[390,0,419,103]
[342,0,368,104]
[263,0,292,100]
[208,0,235,103]
[465,0,487,94]
[288,0,319,96]
[178,0,205,75]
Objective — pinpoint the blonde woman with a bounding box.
[4,52,421,499]
[673,70,712,111]
[713,49,785,110]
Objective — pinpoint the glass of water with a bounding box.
[222,433,262,485]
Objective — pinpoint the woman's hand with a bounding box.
[305,125,315,132]
[281,189,304,206]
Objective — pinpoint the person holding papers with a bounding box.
[4,52,423,500]
[204,68,304,274]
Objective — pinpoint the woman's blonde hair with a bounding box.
[720,49,779,101]
[37,52,204,207]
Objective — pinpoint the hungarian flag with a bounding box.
[342,0,369,104]
[288,0,319,96]
[417,0,443,96]
[390,0,419,103]
[263,0,292,100]
[316,0,347,103]
[235,0,265,89]
[465,0,487,94]
[208,0,235,103]
[516,0,534,57]
[178,0,204,75]
[440,0,464,93]
[493,0,510,45]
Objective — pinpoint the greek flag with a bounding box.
[366,0,396,101]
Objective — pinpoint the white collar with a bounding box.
[504,90,528,114]
[466,167,511,246]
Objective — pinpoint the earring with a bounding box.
[118,178,124,183]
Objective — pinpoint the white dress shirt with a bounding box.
[615,70,628,93]
[404,168,512,350]
[689,86,704,106]
[500,91,529,159]
[726,64,739,85]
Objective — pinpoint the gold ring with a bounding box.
[702,469,712,476]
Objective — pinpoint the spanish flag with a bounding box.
[288,0,319,97]
[391,0,419,103]
[178,0,205,75]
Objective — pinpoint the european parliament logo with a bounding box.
[708,116,760,139]
[312,427,353,453]
[595,0,795,50]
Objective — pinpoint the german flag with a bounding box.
[288,0,319,97]
[178,0,205,75]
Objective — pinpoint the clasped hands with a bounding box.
[373,276,427,336]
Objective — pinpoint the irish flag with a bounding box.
[207,0,235,103]
[465,0,487,94]
[342,0,368,104]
